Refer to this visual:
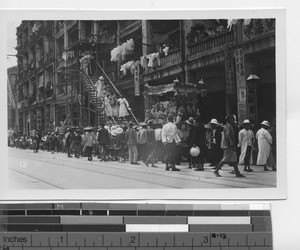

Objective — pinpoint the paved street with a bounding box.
[8,148,276,189]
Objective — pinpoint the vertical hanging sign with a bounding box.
[134,62,140,96]
[234,47,247,124]
[224,49,235,95]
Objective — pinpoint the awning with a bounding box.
[146,82,201,96]
[146,83,176,96]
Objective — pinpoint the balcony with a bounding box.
[119,20,142,38]
[57,21,64,36]
[187,31,234,60]
[66,20,77,30]
[145,49,182,75]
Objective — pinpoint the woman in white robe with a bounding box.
[117,96,130,118]
[256,121,272,171]
[104,94,113,117]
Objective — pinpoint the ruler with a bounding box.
[0,203,272,249]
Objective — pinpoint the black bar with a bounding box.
[166,210,194,216]
[52,210,80,215]
[82,210,107,216]
[220,210,250,216]
[250,210,271,216]
[61,224,126,232]
[7,216,60,224]
[6,224,62,232]
[138,210,166,216]
[193,210,222,216]
[109,210,137,216]
[3,210,26,216]
[27,210,52,215]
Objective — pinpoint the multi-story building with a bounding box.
[15,19,275,134]
[7,66,18,130]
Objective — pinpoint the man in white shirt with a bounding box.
[238,119,255,172]
[162,115,180,171]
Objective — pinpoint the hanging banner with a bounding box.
[134,63,140,96]
[224,48,235,95]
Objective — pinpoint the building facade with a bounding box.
[15,19,275,133]
[7,66,18,130]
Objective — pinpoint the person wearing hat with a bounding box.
[145,120,158,168]
[256,121,273,171]
[238,119,255,172]
[137,122,149,163]
[213,114,245,178]
[186,117,196,168]
[32,131,39,153]
[190,115,206,171]
[108,129,118,161]
[74,129,83,158]
[97,123,110,161]
[93,76,106,99]
[125,121,139,165]
[115,126,127,163]
[162,114,181,171]
[209,118,222,168]
[82,127,96,161]
[66,126,76,157]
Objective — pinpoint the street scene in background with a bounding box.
[7,19,277,189]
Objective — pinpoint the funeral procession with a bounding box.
[7,19,277,189]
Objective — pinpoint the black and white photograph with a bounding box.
[2,9,286,199]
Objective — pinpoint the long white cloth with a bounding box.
[238,129,254,164]
[256,128,272,165]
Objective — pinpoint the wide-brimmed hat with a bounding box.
[111,130,118,136]
[261,120,270,127]
[186,117,195,125]
[111,125,117,131]
[140,122,148,127]
[132,125,138,129]
[209,118,219,125]
[116,127,123,134]
[75,128,82,133]
[99,76,104,80]
[84,126,94,131]
[243,119,251,124]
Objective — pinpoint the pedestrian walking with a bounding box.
[186,117,196,168]
[66,127,76,158]
[208,119,222,167]
[238,119,255,172]
[256,121,272,171]
[137,122,148,163]
[144,120,158,168]
[97,123,110,161]
[32,131,39,153]
[190,115,206,171]
[213,114,245,178]
[82,127,96,161]
[125,122,139,165]
[74,129,83,158]
[162,114,181,171]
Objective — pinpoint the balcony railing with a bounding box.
[145,49,182,74]
[57,22,64,35]
[188,31,234,57]
[119,20,142,38]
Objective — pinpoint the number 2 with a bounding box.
[130,236,136,244]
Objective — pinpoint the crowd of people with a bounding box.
[8,113,276,178]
